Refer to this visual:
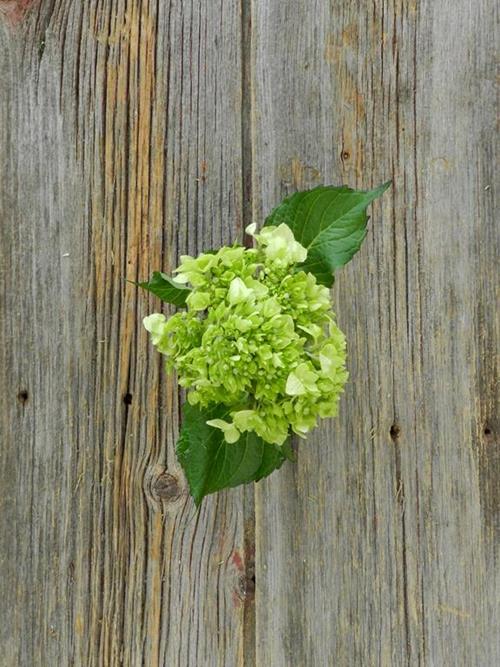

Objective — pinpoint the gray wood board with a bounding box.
[251,0,499,665]
[0,1,252,665]
[0,0,498,665]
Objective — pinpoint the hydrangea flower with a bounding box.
[143,223,348,446]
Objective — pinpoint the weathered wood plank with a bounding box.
[0,1,250,665]
[251,0,499,665]
[1,0,498,665]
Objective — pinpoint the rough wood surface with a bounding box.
[0,2,252,665]
[252,1,499,665]
[0,0,498,666]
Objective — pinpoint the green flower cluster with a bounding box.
[144,223,348,446]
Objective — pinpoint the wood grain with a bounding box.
[0,0,498,665]
[0,1,251,665]
[251,0,499,665]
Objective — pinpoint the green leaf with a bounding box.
[176,403,290,505]
[254,437,293,481]
[264,182,390,285]
[137,271,191,306]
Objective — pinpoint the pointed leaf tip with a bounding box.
[265,182,390,285]
[138,271,191,306]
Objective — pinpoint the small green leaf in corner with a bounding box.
[137,271,191,306]
[264,181,391,286]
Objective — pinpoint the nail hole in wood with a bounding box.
[390,423,401,441]
[123,393,133,405]
[342,150,350,160]
[483,427,492,436]
[17,390,29,405]
[245,573,256,597]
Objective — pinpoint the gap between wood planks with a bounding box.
[240,0,257,661]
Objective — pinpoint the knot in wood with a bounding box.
[152,472,183,503]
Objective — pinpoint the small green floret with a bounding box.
[144,223,348,446]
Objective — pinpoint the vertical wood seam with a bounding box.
[241,1,257,664]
